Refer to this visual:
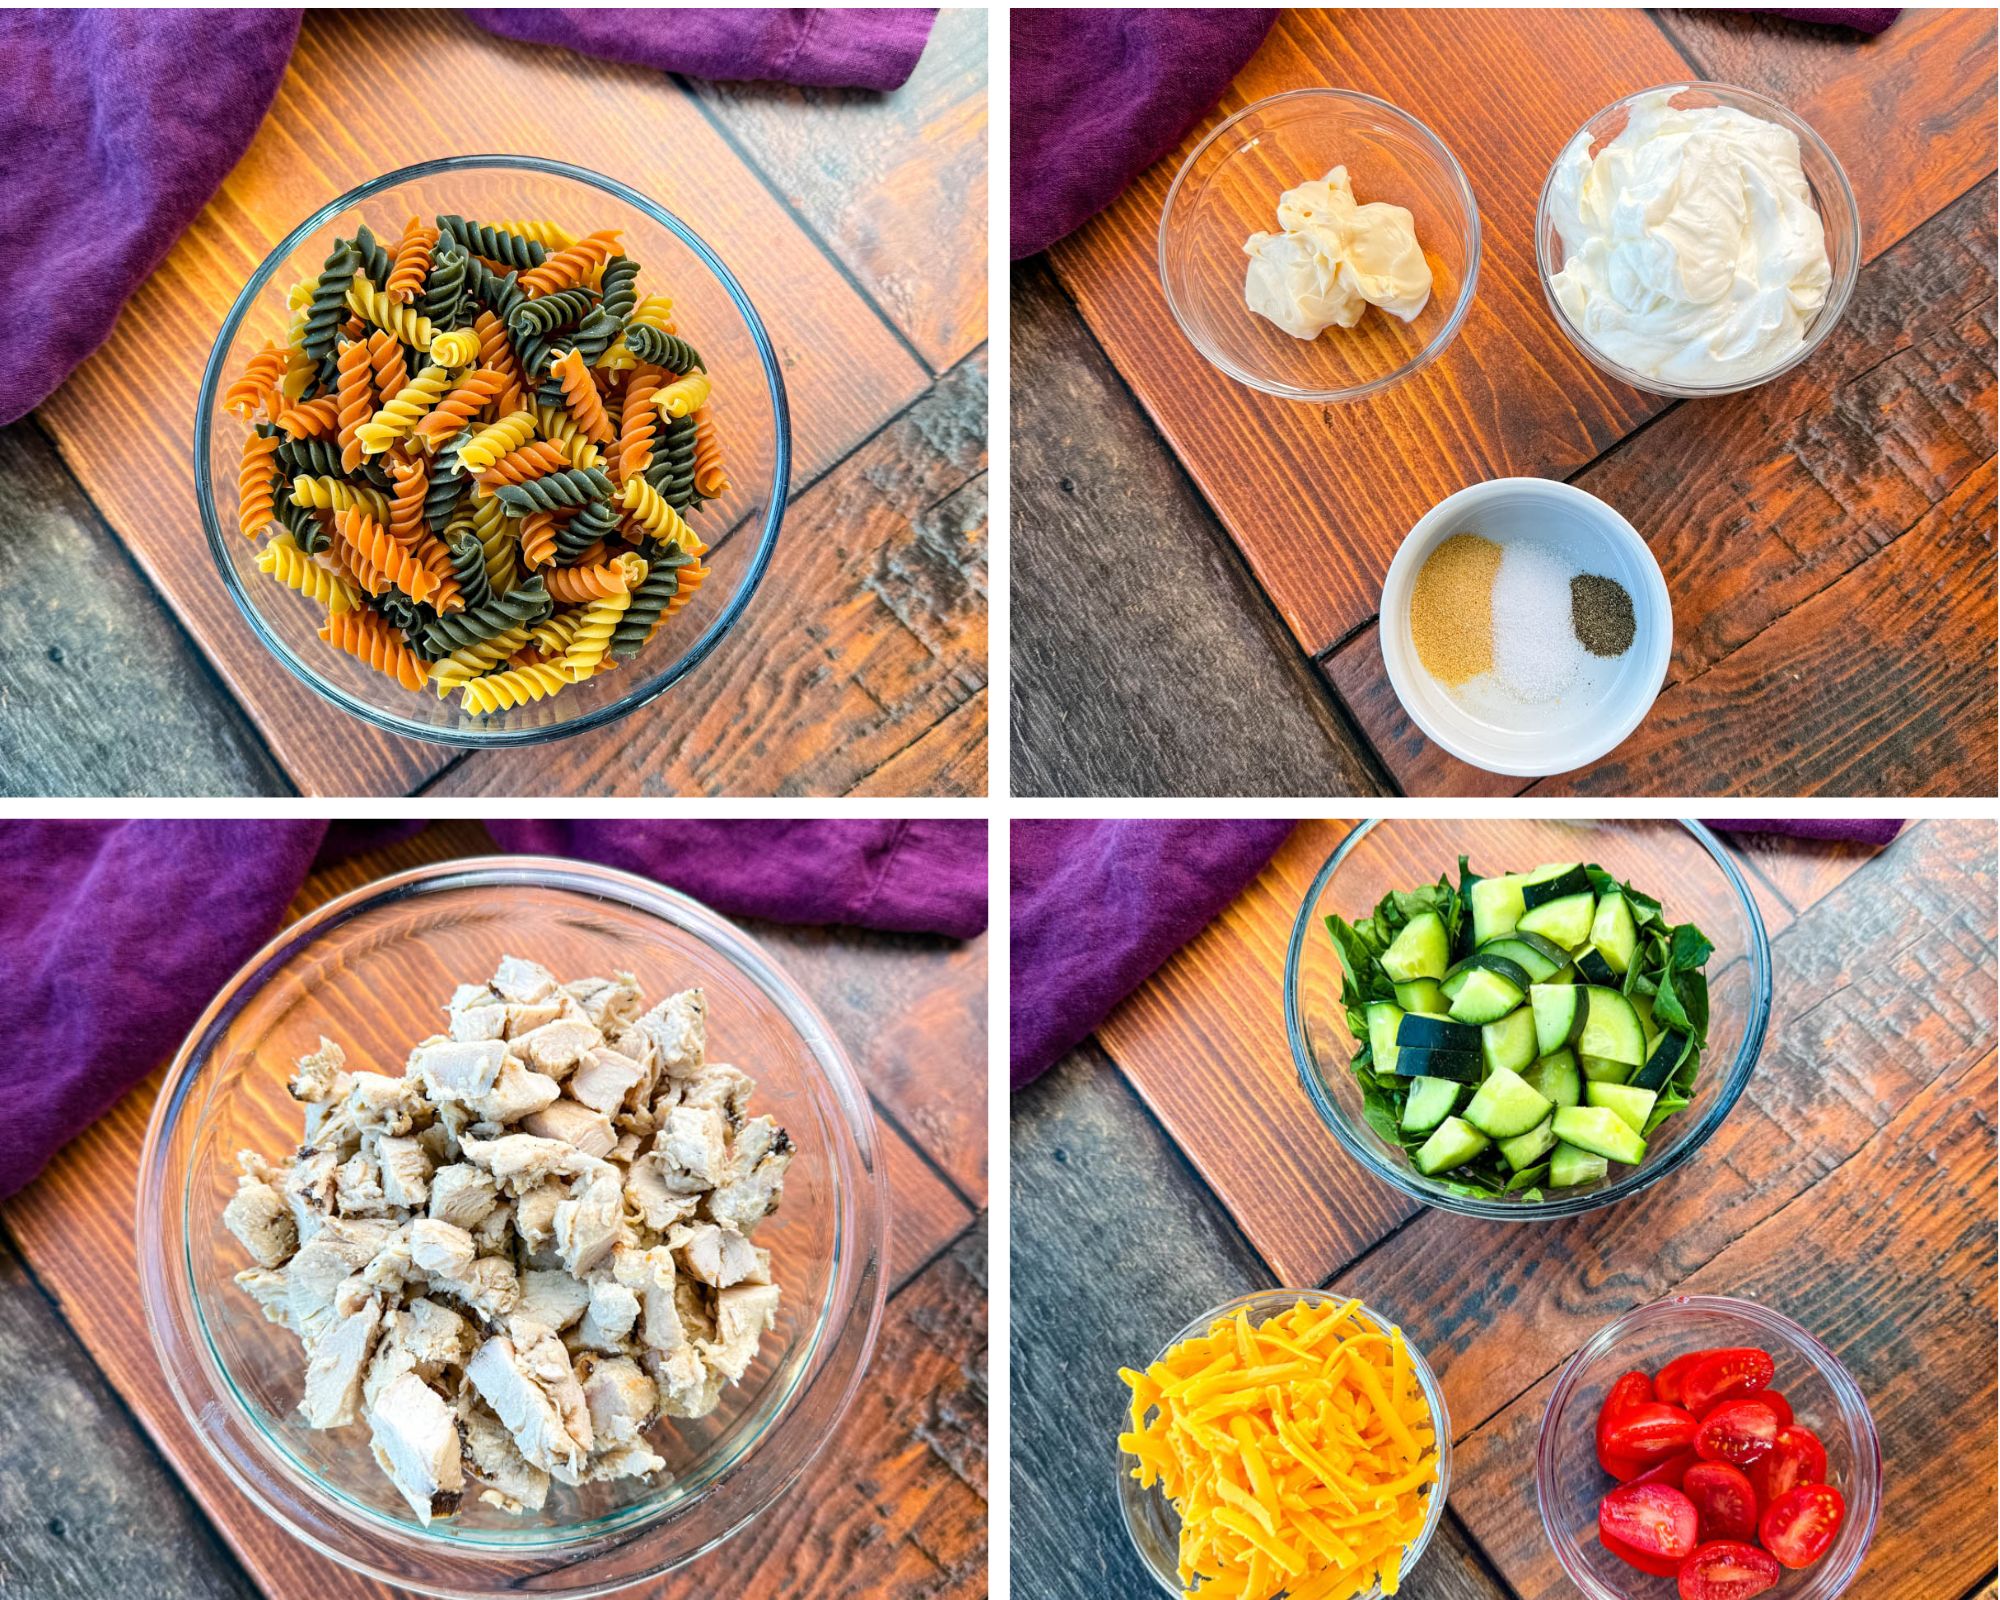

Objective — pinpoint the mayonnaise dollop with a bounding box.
[1244,166,1432,339]
[1548,91,1832,385]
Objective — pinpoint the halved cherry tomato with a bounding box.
[1656,1350,1715,1407]
[1683,1461,1759,1542]
[1678,1539,1781,1599]
[1750,1425,1829,1506]
[1605,1402,1700,1465]
[1760,1483,1845,1569]
[1600,1482,1700,1562]
[1753,1390,1793,1430]
[1681,1347,1775,1414]
[1602,1527,1685,1578]
[1694,1399,1779,1466]
[1628,1450,1699,1491]
[1596,1370,1658,1478]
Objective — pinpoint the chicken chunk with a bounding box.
[367,1372,464,1523]
[522,1099,616,1160]
[224,1173,297,1268]
[554,1168,623,1277]
[489,955,558,1006]
[634,989,706,1079]
[567,1046,647,1115]
[577,1353,658,1448]
[465,1329,592,1483]
[656,1105,729,1188]
[510,1018,603,1079]
[373,1134,432,1210]
[300,1298,381,1428]
[458,1133,598,1195]
[458,1393,551,1514]
[427,1162,498,1230]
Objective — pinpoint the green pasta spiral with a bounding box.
[421,574,554,653]
[555,497,619,562]
[305,241,362,381]
[623,325,704,373]
[275,493,329,555]
[494,466,614,515]
[422,238,470,326]
[443,524,493,614]
[462,256,521,321]
[275,435,344,478]
[646,414,698,509]
[372,591,448,659]
[510,287,597,336]
[350,225,394,288]
[606,542,694,661]
[425,456,469,533]
[598,256,639,325]
[437,216,547,270]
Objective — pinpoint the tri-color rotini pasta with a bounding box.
[227,211,729,715]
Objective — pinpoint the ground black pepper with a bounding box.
[1570,572,1635,657]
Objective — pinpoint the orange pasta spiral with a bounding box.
[416,367,508,447]
[692,409,730,498]
[275,394,340,438]
[367,330,408,405]
[518,229,621,298]
[476,439,570,493]
[665,560,708,617]
[224,342,286,420]
[471,309,527,413]
[615,368,662,485]
[237,429,280,539]
[336,505,445,608]
[550,348,614,445]
[336,339,373,472]
[386,218,438,304]
[387,455,428,545]
[519,510,562,569]
[543,558,637,604]
[320,609,428,691]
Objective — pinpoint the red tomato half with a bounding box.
[1694,1399,1779,1466]
[1602,1528,1685,1579]
[1678,1539,1782,1600]
[1750,1425,1829,1506]
[1754,1390,1794,1430]
[1682,1348,1775,1414]
[1596,1371,1658,1480]
[1656,1350,1716,1407]
[1683,1461,1759,1542]
[1605,1402,1700,1465]
[1601,1482,1700,1561]
[1628,1450,1699,1491]
[1760,1483,1846,1569]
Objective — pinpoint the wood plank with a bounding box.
[37,8,929,796]
[431,352,988,796]
[1049,7,1692,653]
[1009,261,1388,798]
[0,420,289,798]
[1452,1042,1997,1600]
[1715,825,1898,919]
[0,1239,260,1600]
[688,7,987,372]
[1327,180,1998,797]
[1657,6,1997,261]
[848,686,989,798]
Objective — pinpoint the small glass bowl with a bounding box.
[1159,88,1480,402]
[136,856,887,1598]
[1536,83,1860,399]
[1117,1289,1452,1596]
[1537,1295,1882,1599]
[195,155,791,747]
[1284,819,1771,1219]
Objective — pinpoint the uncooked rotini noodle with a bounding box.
[665,560,708,617]
[430,624,533,694]
[256,530,364,613]
[460,659,573,714]
[238,429,280,539]
[517,229,621,298]
[629,294,675,333]
[528,611,584,656]
[336,506,447,608]
[530,401,603,470]
[417,367,508,446]
[290,474,391,523]
[691,409,730,498]
[428,327,482,368]
[473,310,526,389]
[386,218,438,304]
[476,439,570,494]
[619,476,705,554]
[321,608,428,691]
[615,370,662,485]
[470,495,520,593]
[366,329,408,405]
[519,509,562,569]
[225,343,286,420]
[345,275,436,351]
[653,372,712,419]
[275,394,341,438]
[357,363,453,455]
[459,411,536,473]
[500,218,577,250]
[557,561,641,680]
[387,456,429,545]
[543,557,639,604]
[550,348,614,444]
[335,340,373,472]
[331,533,394,598]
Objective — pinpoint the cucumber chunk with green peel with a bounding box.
[1517,891,1597,950]
[1522,1049,1582,1108]
[1397,1013,1480,1052]
[1590,892,1639,975]
[1414,1115,1490,1176]
[1394,978,1449,1016]
[1392,1045,1483,1084]
[1399,1075,1461,1135]
[1365,1002,1403,1078]
[1586,1081,1659,1133]
[1381,910,1450,983]
[1468,874,1529,946]
[1464,1066,1555,1139]
[1520,864,1591,909]
[1549,1142,1610,1188]
[1633,1028,1690,1092]
[1576,986,1647,1067]
[1530,983,1582,1055]
[1551,1104,1647,1166]
[1497,1115,1558,1172]
[1480,1006,1539,1075]
[1444,951,1534,992]
[1445,967,1524,1025]
[1573,946,1619,987]
[1476,930,1571,982]
[1581,1054,1634,1084]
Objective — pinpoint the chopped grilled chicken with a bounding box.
[465,1328,592,1483]
[458,1391,551,1514]
[447,983,509,1043]
[457,1132,598,1195]
[518,1268,592,1333]
[300,1298,381,1428]
[372,1134,432,1210]
[705,1284,783,1383]
[510,1019,602,1078]
[522,1099,617,1159]
[568,1046,647,1115]
[289,1037,351,1104]
[657,1105,729,1187]
[367,1372,464,1523]
[223,1174,297,1268]
[564,974,644,1031]
[577,1278,641,1351]
[490,955,559,1006]
[553,1168,623,1277]
[672,1222,768,1289]
[426,1162,499,1229]
[635,990,706,1080]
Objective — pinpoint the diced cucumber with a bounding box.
[1395,978,1449,1015]
[1414,1115,1490,1176]
[1463,1066,1554,1140]
[1497,1115,1558,1172]
[1446,967,1524,1026]
[1586,1081,1659,1133]
[1381,911,1450,983]
[1573,946,1619,987]
[1468,873,1528,945]
[1633,992,1658,1045]
[1530,983,1582,1055]
[1480,1006,1539,1075]
[1398,1013,1480,1052]
[1393,1045,1483,1083]
[1522,1049,1582,1108]
[1590,892,1639,975]
[1549,1142,1609,1188]
[1517,891,1597,950]
[1444,951,1534,992]
[1551,1105,1648,1166]
[1520,864,1591,909]
[1400,1075,1461,1134]
[1476,930,1572,982]
[1581,1054,1634,1084]
[1633,1028,1690,1091]
[1576,987,1647,1068]
[1366,1002,1404,1078]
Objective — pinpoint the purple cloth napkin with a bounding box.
[0,8,936,426]
[1706,819,1903,847]
[1010,7,1278,259]
[1770,9,1900,32]
[0,819,984,1200]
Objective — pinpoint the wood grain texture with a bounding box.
[1722,824,1895,918]
[0,421,288,798]
[848,686,989,798]
[429,351,989,796]
[688,7,988,372]
[1049,8,1691,653]
[1009,262,1388,798]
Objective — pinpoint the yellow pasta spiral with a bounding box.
[469,496,520,593]
[558,564,640,681]
[428,327,481,368]
[460,660,574,715]
[430,624,533,694]
[290,475,391,523]
[531,401,603,470]
[619,477,705,555]
[460,410,536,473]
[653,372,711,419]
[499,218,577,250]
[529,611,584,656]
[345,274,436,351]
[356,363,452,455]
[257,530,364,613]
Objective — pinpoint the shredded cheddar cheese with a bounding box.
[1119,1299,1438,1600]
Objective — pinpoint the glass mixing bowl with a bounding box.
[1537,1295,1881,1599]
[1535,83,1860,399]
[1285,819,1770,1219]
[1159,88,1480,402]
[195,155,790,746]
[137,857,886,1597]
[1117,1288,1452,1596]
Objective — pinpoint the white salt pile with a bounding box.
[1488,539,1583,703]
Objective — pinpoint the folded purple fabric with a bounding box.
[1707,819,1904,847]
[0,819,984,1200]
[1011,820,1293,1088]
[0,8,936,425]
[1770,9,1900,32]
[1010,7,1278,259]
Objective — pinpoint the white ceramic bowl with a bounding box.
[1379,478,1670,777]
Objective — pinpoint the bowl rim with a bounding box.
[1534,80,1862,399]
[1157,85,1484,403]
[1284,819,1771,1220]
[1533,1293,1883,1600]
[1115,1287,1453,1598]
[1376,476,1674,777]
[195,153,793,748]
[135,853,889,1596]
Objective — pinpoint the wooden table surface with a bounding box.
[0,822,988,1599]
[1013,8,1996,797]
[0,9,988,799]
[1012,818,1997,1599]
